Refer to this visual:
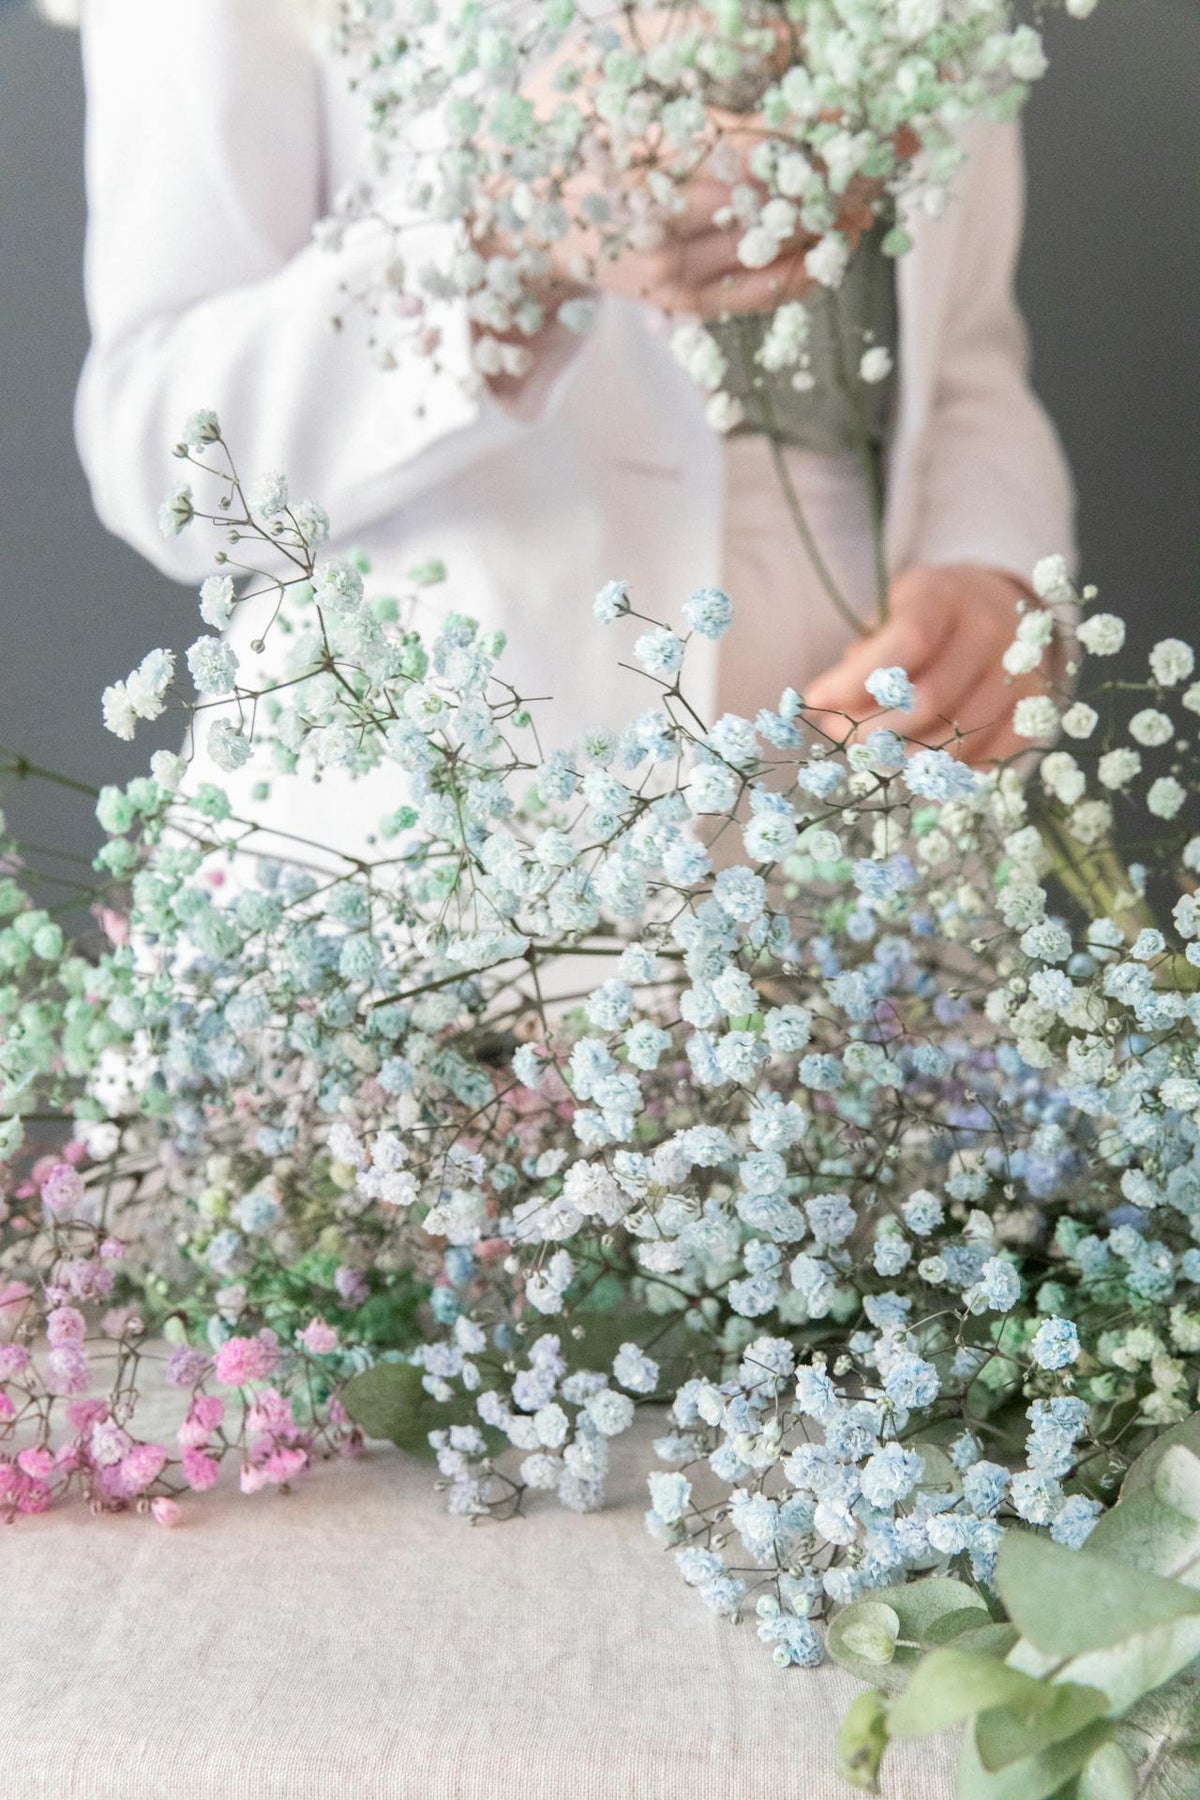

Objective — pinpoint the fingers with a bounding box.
[805,606,951,723]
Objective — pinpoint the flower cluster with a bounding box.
[1,428,1196,1713]
[322,0,1098,427]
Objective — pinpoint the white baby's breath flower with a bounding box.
[1060,702,1098,740]
[1076,613,1126,655]
[858,346,893,385]
[706,392,745,433]
[804,233,849,288]
[1039,751,1085,806]
[248,472,289,520]
[1149,639,1195,687]
[181,409,221,450]
[1097,747,1141,790]
[1012,696,1058,741]
[199,574,235,630]
[1129,709,1174,748]
[1031,555,1075,606]
[150,750,187,792]
[101,682,138,742]
[1147,776,1187,820]
[1069,798,1112,844]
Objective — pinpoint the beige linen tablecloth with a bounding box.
[2,1375,958,1800]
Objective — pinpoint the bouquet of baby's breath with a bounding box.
[325,0,1098,410]
[2,420,1198,1793]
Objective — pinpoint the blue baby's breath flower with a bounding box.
[683,587,734,639]
[1031,1315,1080,1369]
[865,666,915,713]
[902,749,978,801]
[593,578,631,623]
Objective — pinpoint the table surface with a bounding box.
[4,1372,959,1800]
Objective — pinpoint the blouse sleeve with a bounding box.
[74,0,581,582]
[907,119,1077,585]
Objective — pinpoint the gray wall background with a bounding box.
[1,1,1197,868]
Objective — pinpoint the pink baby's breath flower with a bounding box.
[0,1392,14,1423]
[191,1393,226,1433]
[60,1259,114,1301]
[47,1305,87,1347]
[0,1343,31,1379]
[0,1458,51,1518]
[66,1397,108,1433]
[239,1462,270,1495]
[246,1388,293,1435]
[17,1447,55,1481]
[61,1139,88,1166]
[212,1330,279,1387]
[177,1393,225,1450]
[166,1346,210,1388]
[180,1447,221,1492]
[300,1317,339,1355]
[119,1442,168,1493]
[263,1444,308,1485]
[99,1236,126,1261]
[40,1163,86,1217]
[151,1497,183,1528]
[46,1344,89,1396]
[89,1419,129,1467]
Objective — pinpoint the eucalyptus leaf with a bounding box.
[1057,1615,1200,1721]
[828,1603,913,1690]
[974,1680,1109,1772]
[996,1533,1200,1660]
[886,1648,1046,1738]
[1121,1417,1200,1502]
[1086,1483,1200,1584]
[827,1579,988,1692]
[957,1717,1113,1800]
[1113,1664,1200,1800]
[883,1577,990,1643]
[1152,1446,1200,1530]
[1077,1739,1138,1800]
[925,1608,1008,1648]
[945,1624,1020,1661]
[836,1688,890,1793]
[835,1601,901,1666]
[341,1358,494,1458]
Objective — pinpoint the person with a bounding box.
[73,0,1074,861]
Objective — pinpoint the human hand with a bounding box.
[803,564,1051,766]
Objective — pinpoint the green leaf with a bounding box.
[885,1577,990,1643]
[1086,1483,1200,1585]
[1152,1446,1200,1530]
[1077,1740,1138,1800]
[1113,1664,1200,1800]
[836,1602,901,1666]
[925,1608,1008,1648]
[1121,1417,1200,1502]
[341,1359,490,1459]
[887,1649,1046,1738]
[945,1624,1021,1661]
[974,1681,1109,1772]
[957,1718,1113,1800]
[996,1533,1200,1659]
[827,1579,988,1693]
[1057,1616,1200,1723]
[836,1688,890,1793]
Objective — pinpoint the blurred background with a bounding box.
[1,0,1197,876]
